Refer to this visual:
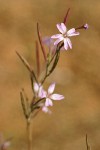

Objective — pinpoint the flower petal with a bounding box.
[54,37,64,45]
[67,28,75,35]
[45,98,53,106]
[69,32,80,36]
[38,87,46,98]
[56,23,65,34]
[67,28,80,37]
[64,38,68,50]
[50,94,64,100]
[42,90,47,98]
[42,106,52,114]
[48,83,55,94]
[61,23,67,33]
[38,86,43,98]
[42,106,48,112]
[67,38,72,49]
[51,34,62,39]
[34,82,39,93]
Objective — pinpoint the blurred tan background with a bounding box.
[0,0,100,150]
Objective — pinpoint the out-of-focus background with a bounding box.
[0,0,100,150]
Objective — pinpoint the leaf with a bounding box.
[16,51,38,83]
[37,23,47,61]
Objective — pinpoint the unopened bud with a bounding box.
[84,23,89,29]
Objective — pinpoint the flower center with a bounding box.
[63,32,67,38]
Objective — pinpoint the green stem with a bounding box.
[41,51,60,85]
[27,118,32,150]
[41,42,64,84]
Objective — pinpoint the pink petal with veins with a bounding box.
[45,98,53,106]
[67,38,72,49]
[69,32,80,36]
[61,23,67,33]
[64,38,68,50]
[57,23,65,34]
[38,87,46,98]
[67,28,75,35]
[48,83,55,94]
[50,94,64,100]
[51,34,62,39]
[67,28,80,36]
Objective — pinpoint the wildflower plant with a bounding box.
[16,8,88,150]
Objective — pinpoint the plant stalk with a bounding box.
[27,118,32,150]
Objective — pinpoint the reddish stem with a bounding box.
[35,41,40,77]
[37,23,46,61]
[63,8,70,24]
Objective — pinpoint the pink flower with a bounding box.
[51,23,79,50]
[43,83,64,107]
